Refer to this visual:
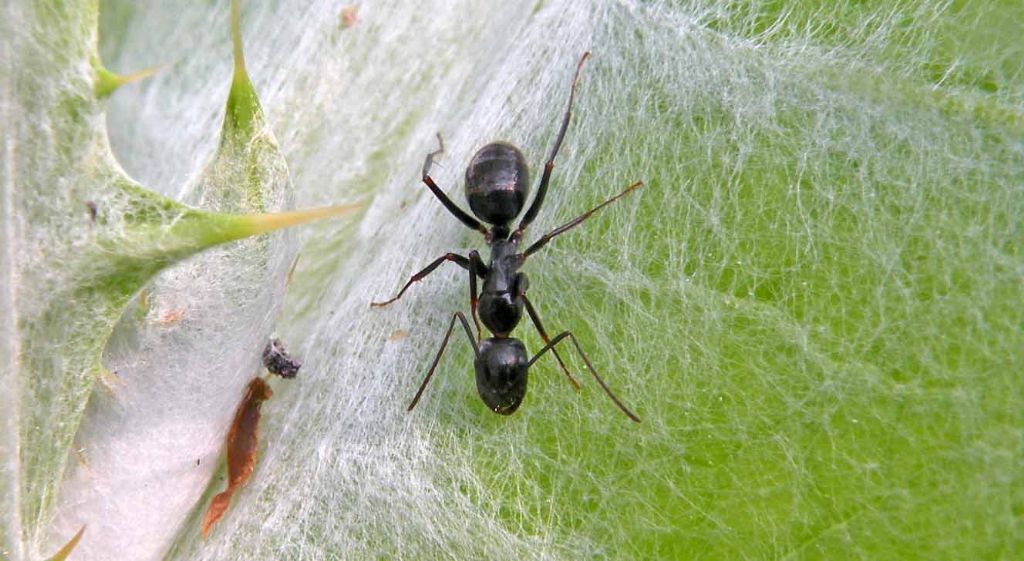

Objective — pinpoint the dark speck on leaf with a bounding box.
[262,338,301,378]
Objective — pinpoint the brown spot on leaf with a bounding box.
[200,377,273,538]
[85,201,98,224]
[156,307,185,326]
[340,5,358,27]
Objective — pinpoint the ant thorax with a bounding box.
[479,238,525,337]
[486,223,512,243]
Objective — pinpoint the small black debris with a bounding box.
[262,338,301,379]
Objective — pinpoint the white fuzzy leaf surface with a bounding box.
[5,0,1023,559]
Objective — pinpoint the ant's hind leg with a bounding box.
[408,312,479,412]
[516,52,590,235]
[521,292,580,390]
[527,330,641,423]
[420,134,488,235]
[371,253,470,308]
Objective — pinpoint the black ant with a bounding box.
[372,52,642,422]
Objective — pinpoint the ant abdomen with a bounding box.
[475,338,529,415]
[465,141,530,226]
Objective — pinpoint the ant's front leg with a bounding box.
[371,253,470,308]
[420,134,489,236]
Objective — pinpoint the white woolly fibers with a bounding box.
[15,0,1024,559]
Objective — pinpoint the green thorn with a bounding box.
[112,202,363,266]
[92,58,160,98]
[224,0,260,138]
[217,202,365,243]
[44,525,85,561]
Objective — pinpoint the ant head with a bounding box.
[465,142,530,228]
[474,337,529,415]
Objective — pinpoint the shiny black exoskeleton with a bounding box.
[372,53,642,422]
[474,337,528,414]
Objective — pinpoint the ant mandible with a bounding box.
[372,52,642,422]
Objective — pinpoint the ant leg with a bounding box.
[521,293,580,390]
[421,134,488,235]
[527,330,641,423]
[522,181,643,259]
[468,250,487,340]
[371,253,469,307]
[515,52,590,236]
[408,312,479,412]
[421,133,445,179]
